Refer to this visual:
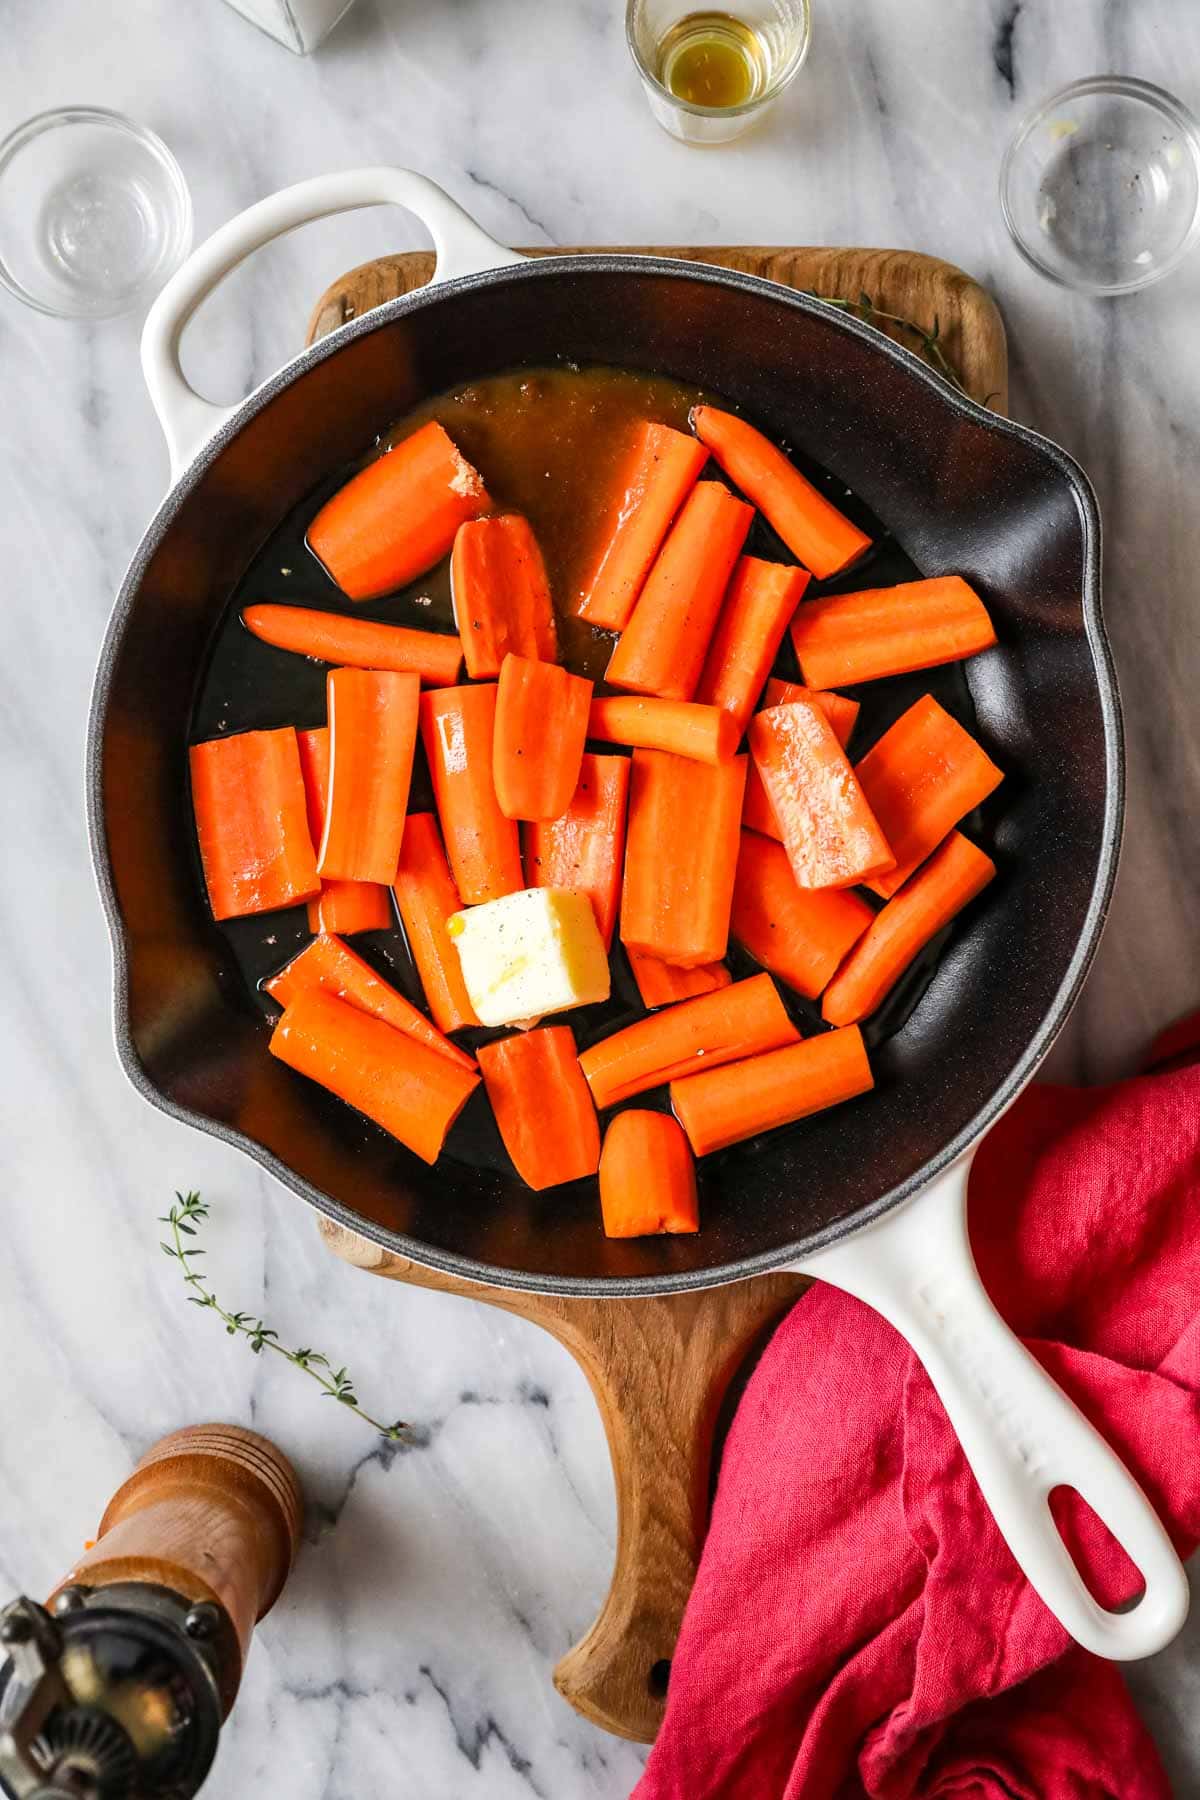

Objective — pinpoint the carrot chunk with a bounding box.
[620,749,747,966]
[478,1027,600,1190]
[318,669,419,885]
[600,1111,699,1237]
[855,695,1004,897]
[524,753,630,949]
[748,700,894,890]
[450,513,557,678]
[242,604,462,685]
[671,1025,873,1156]
[493,655,593,822]
[626,949,732,1010]
[605,482,754,702]
[420,685,524,904]
[695,557,811,730]
[790,575,997,690]
[822,832,996,1026]
[265,933,476,1073]
[392,812,480,1033]
[269,986,478,1164]
[189,728,319,921]
[742,682,861,840]
[731,831,875,1000]
[691,404,871,580]
[579,973,798,1110]
[577,421,709,630]
[296,728,392,935]
[588,695,739,765]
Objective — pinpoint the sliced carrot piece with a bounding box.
[855,695,1004,898]
[605,482,754,703]
[296,728,392,935]
[600,1111,698,1237]
[493,655,593,822]
[671,1024,873,1156]
[743,682,862,840]
[695,557,811,730]
[242,604,462,685]
[731,830,874,1000]
[576,421,709,629]
[790,575,997,690]
[620,749,747,966]
[478,1026,600,1190]
[318,669,419,885]
[189,728,319,921]
[392,812,480,1033]
[269,986,478,1164]
[626,949,732,1010]
[450,513,557,679]
[524,753,629,950]
[420,685,524,904]
[748,700,894,890]
[265,933,476,1073]
[822,832,996,1026]
[587,695,738,765]
[579,973,798,1110]
[691,404,871,580]
[308,421,490,603]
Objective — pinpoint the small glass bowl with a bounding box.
[1000,76,1200,295]
[627,0,811,147]
[0,107,192,319]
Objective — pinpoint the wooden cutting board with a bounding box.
[307,245,1009,1743]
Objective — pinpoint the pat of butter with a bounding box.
[447,887,610,1029]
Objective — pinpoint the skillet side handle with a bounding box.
[794,1156,1189,1661]
[140,168,525,481]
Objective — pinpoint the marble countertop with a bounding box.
[3,0,1200,1793]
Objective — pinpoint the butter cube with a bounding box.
[446,887,611,1028]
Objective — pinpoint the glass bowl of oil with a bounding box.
[627,2,811,145]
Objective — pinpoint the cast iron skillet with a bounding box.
[86,171,1186,1658]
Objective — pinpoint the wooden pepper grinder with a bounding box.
[0,1425,301,1800]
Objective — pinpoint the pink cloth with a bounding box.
[636,1021,1200,1799]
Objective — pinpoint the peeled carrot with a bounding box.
[308,421,490,603]
[691,404,871,580]
[599,1111,698,1237]
[605,482,754,702]
[477,1027,600,1190]
[730,830,874,1000]
[743,682,862,839]
[790,575,997,690]
[450,513,557,678]
[822,832,996,1026]
[524,753,629,949]
[627,949,731,1010]
[855,695,1004,898]
[319,669,419,885]
[620,749,747,966]
[189,728,319,921]
[748,700,894,890]
[587,695,739,765]
[579,973,798,1109]
[392,812,480,1033]
[493,655,593,822]
[671,1024,873,1156]
[296,728,392,935]
[695,557,811,730]
[265,932,476,1073]
[420,685,523,904]
[269,986,478,1164]
[577,421,709,629]
[241,604,462,685]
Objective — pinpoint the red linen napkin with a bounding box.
[635,1018,1200,1800]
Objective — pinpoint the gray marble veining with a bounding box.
[2,1,1200,1793]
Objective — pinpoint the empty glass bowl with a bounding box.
[1000,77,1200,295]
[0,107,192,319]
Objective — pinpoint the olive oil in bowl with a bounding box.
[627,0,811,144]
[656,12,768,108]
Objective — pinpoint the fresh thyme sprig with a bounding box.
[160,1192,404,1441]
[812,290,967,394]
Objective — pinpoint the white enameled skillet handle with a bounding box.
[141,168,525,481]
[793,1154,1189,1660]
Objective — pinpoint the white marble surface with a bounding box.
[3,1,1200,1794]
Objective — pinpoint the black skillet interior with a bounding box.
[90,260,1119,1293]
